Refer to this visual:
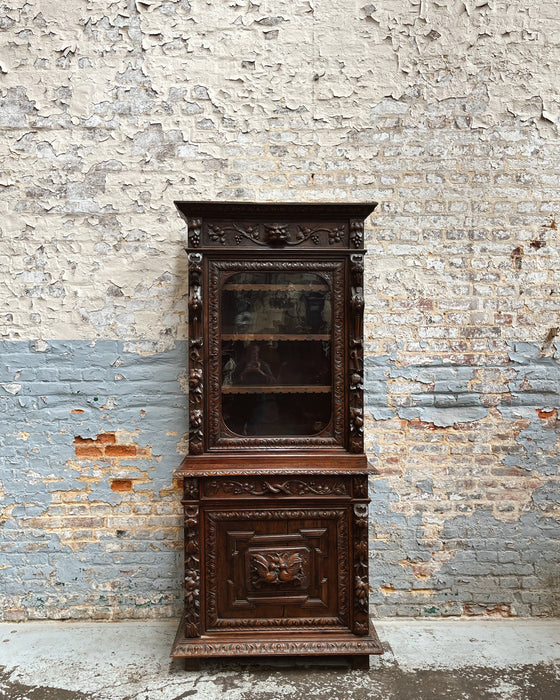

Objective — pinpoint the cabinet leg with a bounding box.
[183,658,202,671]
[351,655,370,670]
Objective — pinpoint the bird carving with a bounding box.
[251,552,303,587]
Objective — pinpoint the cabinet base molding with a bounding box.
[171,616,383,660]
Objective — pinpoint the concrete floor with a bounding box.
[0,619,559,699]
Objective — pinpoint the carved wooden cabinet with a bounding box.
[171,202,382,668]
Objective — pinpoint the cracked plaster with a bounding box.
[0,0,559,619]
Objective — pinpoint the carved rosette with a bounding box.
[353,503,370,636]
[184,505,201,637]
[352,474,368,499]
[183,478,199,501]
[188,252,204,454]
[349,254,365,453]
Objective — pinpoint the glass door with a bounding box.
[221,271,332,436]
[207,260,345,448]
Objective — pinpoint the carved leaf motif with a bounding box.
[349,220,364,248]
[355,576,370,601]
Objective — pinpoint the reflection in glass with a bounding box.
[220,272,332,437]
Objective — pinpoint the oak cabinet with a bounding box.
[171,203,382,667]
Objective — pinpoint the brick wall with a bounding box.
[1,0,559,620]
[1,341,187,619]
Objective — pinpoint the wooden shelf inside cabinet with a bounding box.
[221,385,331,394]
[223,283,328,291]
[223,333,331,341]
[173,200,380,668]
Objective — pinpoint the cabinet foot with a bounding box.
[351,655,370,670]
[183,658,202,671]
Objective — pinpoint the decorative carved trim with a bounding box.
[349,219,364,248]
[173,638,382,657]
[204,477,349,497]
[332,263,345,446]
[187,217,202,248]
[188,252,204,455]
[179,467,366,477]
[349,254,364,453]
[352,475,368,499]
[206,508,345,522]
[183,478,199,501]
[202,222,348,248]
[184,505,201,637]
[210,617,343,629]
[251,552,304,587]
[208,260,345,449]
[214,436,338,449]
[205,509,349,631]
[352,503,370,636]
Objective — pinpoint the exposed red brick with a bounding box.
[74,436,95,445]
[407,419,438,430]
[75,445,104,459]
[492,466,527,476]
[71,409,84,414]
[105,445,137,458]
[463,603,513,618]
[96,433,117,444]
[537,408,557,420]
[4,609,26,622]
[110,479,134,492]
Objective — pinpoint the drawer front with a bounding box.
[204,507,350,631]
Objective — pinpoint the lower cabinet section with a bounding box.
[206,507,348,630]
[171,474,383,666]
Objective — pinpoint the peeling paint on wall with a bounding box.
[1,0,559,619]
[0,341,187,619]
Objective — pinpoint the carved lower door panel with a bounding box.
[206,508,348,631]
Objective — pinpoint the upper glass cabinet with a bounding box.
[220,271,332,437]
[176,201,377,456]
[207,260,346,450]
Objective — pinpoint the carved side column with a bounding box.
[349,252,365,453]
[187,244,204,455]
[183,478,200,637]
[352,475,370,636]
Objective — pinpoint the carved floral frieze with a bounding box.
[195,221,348,248]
